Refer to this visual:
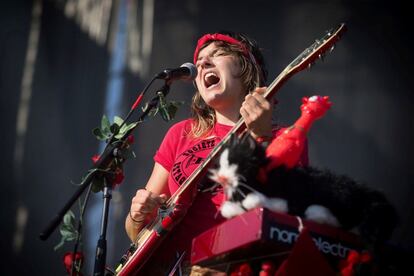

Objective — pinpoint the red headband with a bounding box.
[193,33,251,64]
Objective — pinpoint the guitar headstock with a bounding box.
[288,23,347,73]
[263,23,346,100]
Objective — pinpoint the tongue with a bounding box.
[206,75,220,87]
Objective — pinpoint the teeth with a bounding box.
[204,72,217,81]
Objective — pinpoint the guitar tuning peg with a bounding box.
[329,44,335,52]
[308,63,312,69]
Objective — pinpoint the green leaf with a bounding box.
[160,106,172,121]
[63,210,75,226]
[158,93,167,106]
[61,223,75,232]
[116,121,138,139]
[114,116,124,127]
[101,115,111,133]
[119,122,138,135]
[147,107,158,117]
[60,228,77,240]
[92,127,107,141]
[54,237,65,251]
[65,234,78,242]
[158,100,184,122]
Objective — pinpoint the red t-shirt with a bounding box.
[153,119,229,262]
[151,118,308,266]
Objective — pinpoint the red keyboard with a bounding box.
[191,208,363,267]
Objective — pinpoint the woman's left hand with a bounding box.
[240,86,273,139]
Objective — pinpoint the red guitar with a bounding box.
[114,23,347,275]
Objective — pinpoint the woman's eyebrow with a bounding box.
[197,48,220,61]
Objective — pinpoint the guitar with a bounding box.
[114,23,347,275]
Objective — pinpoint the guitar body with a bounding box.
[119,229,162,274]
[127,227,190,276]
[117,229,178,275]
[114,23,347,275]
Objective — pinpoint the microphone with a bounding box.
[155,62,197,81]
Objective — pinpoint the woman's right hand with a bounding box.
[125,162,170,241]
[129,189,168,225]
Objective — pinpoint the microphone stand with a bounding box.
[93,82,171,276]
[93,179,112,276]
[39,80,172,276]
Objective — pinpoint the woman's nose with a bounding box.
[198,55,213,68]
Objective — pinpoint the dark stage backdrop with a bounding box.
[1,0,412,275]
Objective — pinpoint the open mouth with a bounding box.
[204,72,220,88]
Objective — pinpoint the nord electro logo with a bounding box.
[269,226,353,258]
